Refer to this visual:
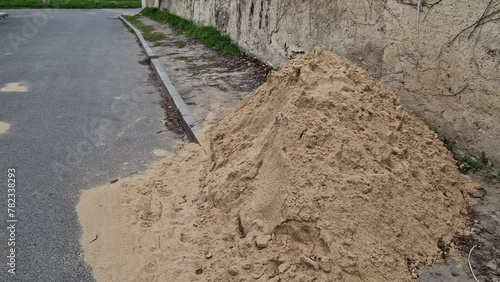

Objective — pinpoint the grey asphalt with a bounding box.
[0,9,182,282]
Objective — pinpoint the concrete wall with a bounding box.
[147,0,500,164]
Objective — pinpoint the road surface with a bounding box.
[0,9,182,281]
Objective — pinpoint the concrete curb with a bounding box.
[119,15,201,144]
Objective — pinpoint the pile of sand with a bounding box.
[78,47,476,282]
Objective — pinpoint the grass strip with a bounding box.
[123,14,166,43]
[140,8,242,56]
[0,0,141,9]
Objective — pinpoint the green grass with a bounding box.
[140,8,242,56]
[458,152,493,174]
[0,0,141,9]
[122,15,166,42]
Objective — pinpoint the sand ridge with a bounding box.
[77,47,477,282]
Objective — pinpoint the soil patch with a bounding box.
[139,17,271,131]
[419,170,500,282]
[455,172,500,282]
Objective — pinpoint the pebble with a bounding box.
[319,261,331,273]
[440,164,448,172]
[255,235,271,248]
[268,277,280,282]
[228,266,239,276]
[241,262,252,270]
[205,252,213,259]
[486,260,497,271]
[278,262,290,273]
[361,186,373,194]
[300,255,319,271]
[391,147,403,155]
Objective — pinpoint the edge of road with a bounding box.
[119,14,201,144]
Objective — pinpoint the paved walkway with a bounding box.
[0,9,181,281]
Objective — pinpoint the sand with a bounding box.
[0,82,28,93]
[0,121,11,134]
[77,47,477,282]
[77,143,208,282]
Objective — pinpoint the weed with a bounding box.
[140,8,243,56]
[123,15,166,43]
[439,136,493,175]
[458,152,493,174]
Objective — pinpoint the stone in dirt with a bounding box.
[300,256,320,271]
[77,46,477,282]
[255,235,271,248]
[227,265,239,276]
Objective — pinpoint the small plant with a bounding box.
[458,152,493,174]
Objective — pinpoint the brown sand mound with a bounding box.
[199,46,475,281]
[78,47,476,282]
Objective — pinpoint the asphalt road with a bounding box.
[0,9,182,281]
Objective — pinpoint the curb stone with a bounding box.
[119,15,201,144]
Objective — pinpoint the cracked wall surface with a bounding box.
[149,0,500,163]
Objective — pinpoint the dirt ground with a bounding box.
[468,173,500,281]
[141,17,271,132]
[419,169,500,282]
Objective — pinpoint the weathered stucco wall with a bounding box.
[147,0,500,163]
